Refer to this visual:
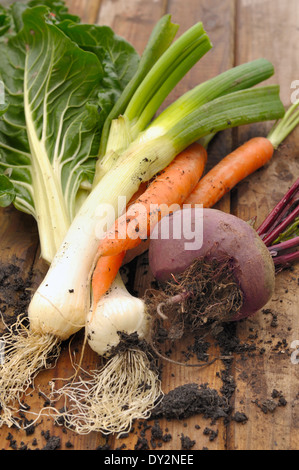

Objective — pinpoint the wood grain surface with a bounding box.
[0,0,298,451]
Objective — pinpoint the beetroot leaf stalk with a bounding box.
[259,177,299,267]
[257,177,299,239]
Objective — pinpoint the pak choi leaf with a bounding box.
[56,20,140,132]
[0,5,104,263]
[0,174,15,206]
[0,2,140,264]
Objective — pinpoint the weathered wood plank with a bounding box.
[64,0,101,24]
[0,207,39,332]
[97,0,168,54]
[228,0,299,451]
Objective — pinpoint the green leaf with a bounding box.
[0,5,104,263]
[98,14,179,158]
[0,0,80,40]
[0,5,11,37]
[28,0,80,24]
[0,104,7,115]
[56,20,140,131]
[3,0,80,36]
[0,173,15,206]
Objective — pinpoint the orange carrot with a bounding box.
[128,182,148,206]
[96,142,207,258]
[92,251,126,306]
[184,137,274,207]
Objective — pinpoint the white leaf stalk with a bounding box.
[51,273,162,436]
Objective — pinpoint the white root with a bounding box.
[0,316,61,428]
[51,349,162,437]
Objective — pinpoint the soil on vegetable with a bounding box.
[145,256,243,346]
[109,331,162,378]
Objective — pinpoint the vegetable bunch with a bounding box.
[0,0,290,434]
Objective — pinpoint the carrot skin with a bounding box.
[92,251,125,306]
[97,143,207,257]
[184,137,274,207]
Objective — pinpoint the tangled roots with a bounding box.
[51,349,162,437]
[0,316,61,428]
[146,256,243,342]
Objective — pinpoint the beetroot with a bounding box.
[149,208,276,321]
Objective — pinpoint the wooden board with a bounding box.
[0,0,298,451]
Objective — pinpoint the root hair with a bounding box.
[146,256,244,343]
[0,315,61,428]
[50,349,162,437]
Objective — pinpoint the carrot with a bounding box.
[92,251,126,306]
[185,100,299,208]
[184,137,274,207]
[96,142,207,258]
[128,182,149,206]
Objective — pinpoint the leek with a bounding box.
[93,21,212,185]
[46,85,284,436]
[97,58,275,179]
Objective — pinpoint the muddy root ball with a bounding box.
[148,208,275,321]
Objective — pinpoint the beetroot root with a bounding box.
[149,208,275,321]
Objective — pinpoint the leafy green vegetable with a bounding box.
[0,2,141,263]
[0,0,80,38]
[28,0,80,23]
[56,20,140,133]
[0,5,11,37]
[0,5,104,262]
[0,174,15,206]
[5,1,140,132]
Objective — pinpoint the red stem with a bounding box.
[268,236,299,254]
[260,196,299,241]
[262,204,299,247]
[257,178,299,238]
[273,250,299,266]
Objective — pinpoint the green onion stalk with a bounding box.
[96,56,276,182]
[94,19,213,185]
